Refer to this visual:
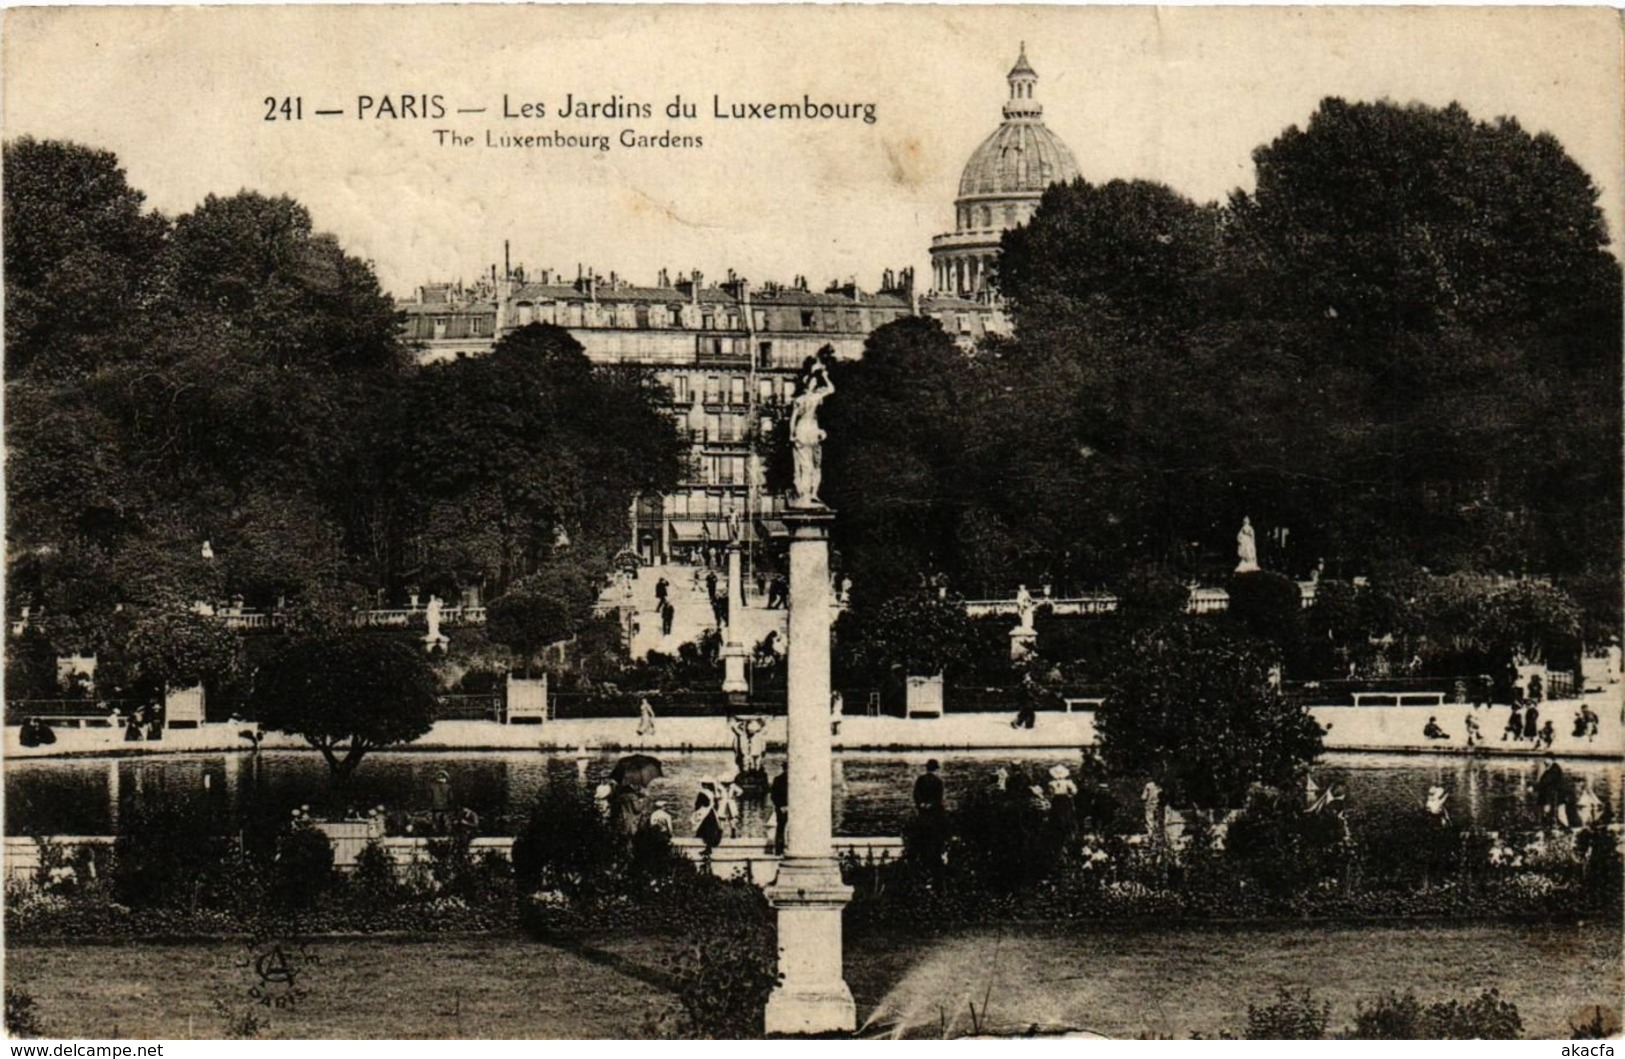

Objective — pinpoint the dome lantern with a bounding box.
[1004,42,1042,119]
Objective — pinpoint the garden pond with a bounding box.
[6,748,1621,840]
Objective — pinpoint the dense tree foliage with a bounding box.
[395,323,684,594]
[485,562,601,675]
[825,99,1619,638]
[248,635,438,780]
[5,142,681,686]
[1096,619,1326,808]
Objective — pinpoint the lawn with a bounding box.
[8,920,1621,1039]
[843,920,1625,1039]
[6,935,675,1040]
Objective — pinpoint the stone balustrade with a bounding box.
[964,582,1319,619]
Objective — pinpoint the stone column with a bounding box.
[763,508,855,1035]
[722,540,748,698]
[107,759,120,833]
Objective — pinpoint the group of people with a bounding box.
[691,772,745,849]
[1503,702,1557,748]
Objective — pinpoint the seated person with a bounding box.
[1422,716,1449,740]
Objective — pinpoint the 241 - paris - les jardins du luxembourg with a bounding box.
[265,91,881,152]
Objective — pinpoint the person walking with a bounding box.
[637,696,657,737]
[430,769,453,832]
[1534,755,1569,827]
[1048,764,1078,847]
[1464,714,1482,750]
[1524,702,1541,742]
[660,598,675,637]
[705,570,718,602]
[716,772,742,838]
[1504,703,1524,742]
[912,760,947,867]
[770,765,789,856]
[1011,673,1041,730]
[692,778,723,849]
[655,576,669,606]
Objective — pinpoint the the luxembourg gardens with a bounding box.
[5,93,1624,1043]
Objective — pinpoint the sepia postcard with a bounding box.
[3,3,1623,1045]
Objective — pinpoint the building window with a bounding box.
[801,310,815,331]
[758,340,773,366]
[671,375,688,403]
[730,377,746,405]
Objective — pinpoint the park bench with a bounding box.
[1351,691,1447,707]
[5,700,118,728]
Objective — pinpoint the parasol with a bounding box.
[610,753,664,789]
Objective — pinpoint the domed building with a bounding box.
[930,46,1080,298]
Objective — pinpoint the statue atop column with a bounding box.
[1235,517,1260,574]
[789,349,835,509]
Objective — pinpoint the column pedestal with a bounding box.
[763,507,854,1036]
[722,541,749,697]
[763,858,855,1035]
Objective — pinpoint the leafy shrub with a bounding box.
[511,786,620,897]
[1223,789,1349,899]
[1356,810,1471,891]
[352,839,399,903]
[661,879,780,1039]
[1349,989,1522,1040]
[5,986,46,1038]
[424,833,513,905]
[1568,1005,1622,1039]
[273,823,336,909]
[114,802,236,911]
[1227,571,1304,651]
[1247,988,1330,1039]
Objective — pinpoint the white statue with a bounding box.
[424,594,449,652]
[1014,584,1035,633]
[789,356,835,508]
[1235,517,1260,573]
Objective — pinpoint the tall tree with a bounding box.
[395,323,684,594]
[2,138,169,380]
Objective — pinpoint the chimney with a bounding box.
[504,240,511,279]
[691,270,701,306]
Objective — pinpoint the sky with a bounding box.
[5,5,1622,297]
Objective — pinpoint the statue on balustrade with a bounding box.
[1014,584,1036,633]
[1235,517,1260,573]
[789,350,836,509]
[424,594,449,653]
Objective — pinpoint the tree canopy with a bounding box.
[824,99,1619,635]
[4,142,682,683]
[248,634,438,780]
[1096,619,1326,809]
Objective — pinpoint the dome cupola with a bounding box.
[930,46,1081,299]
